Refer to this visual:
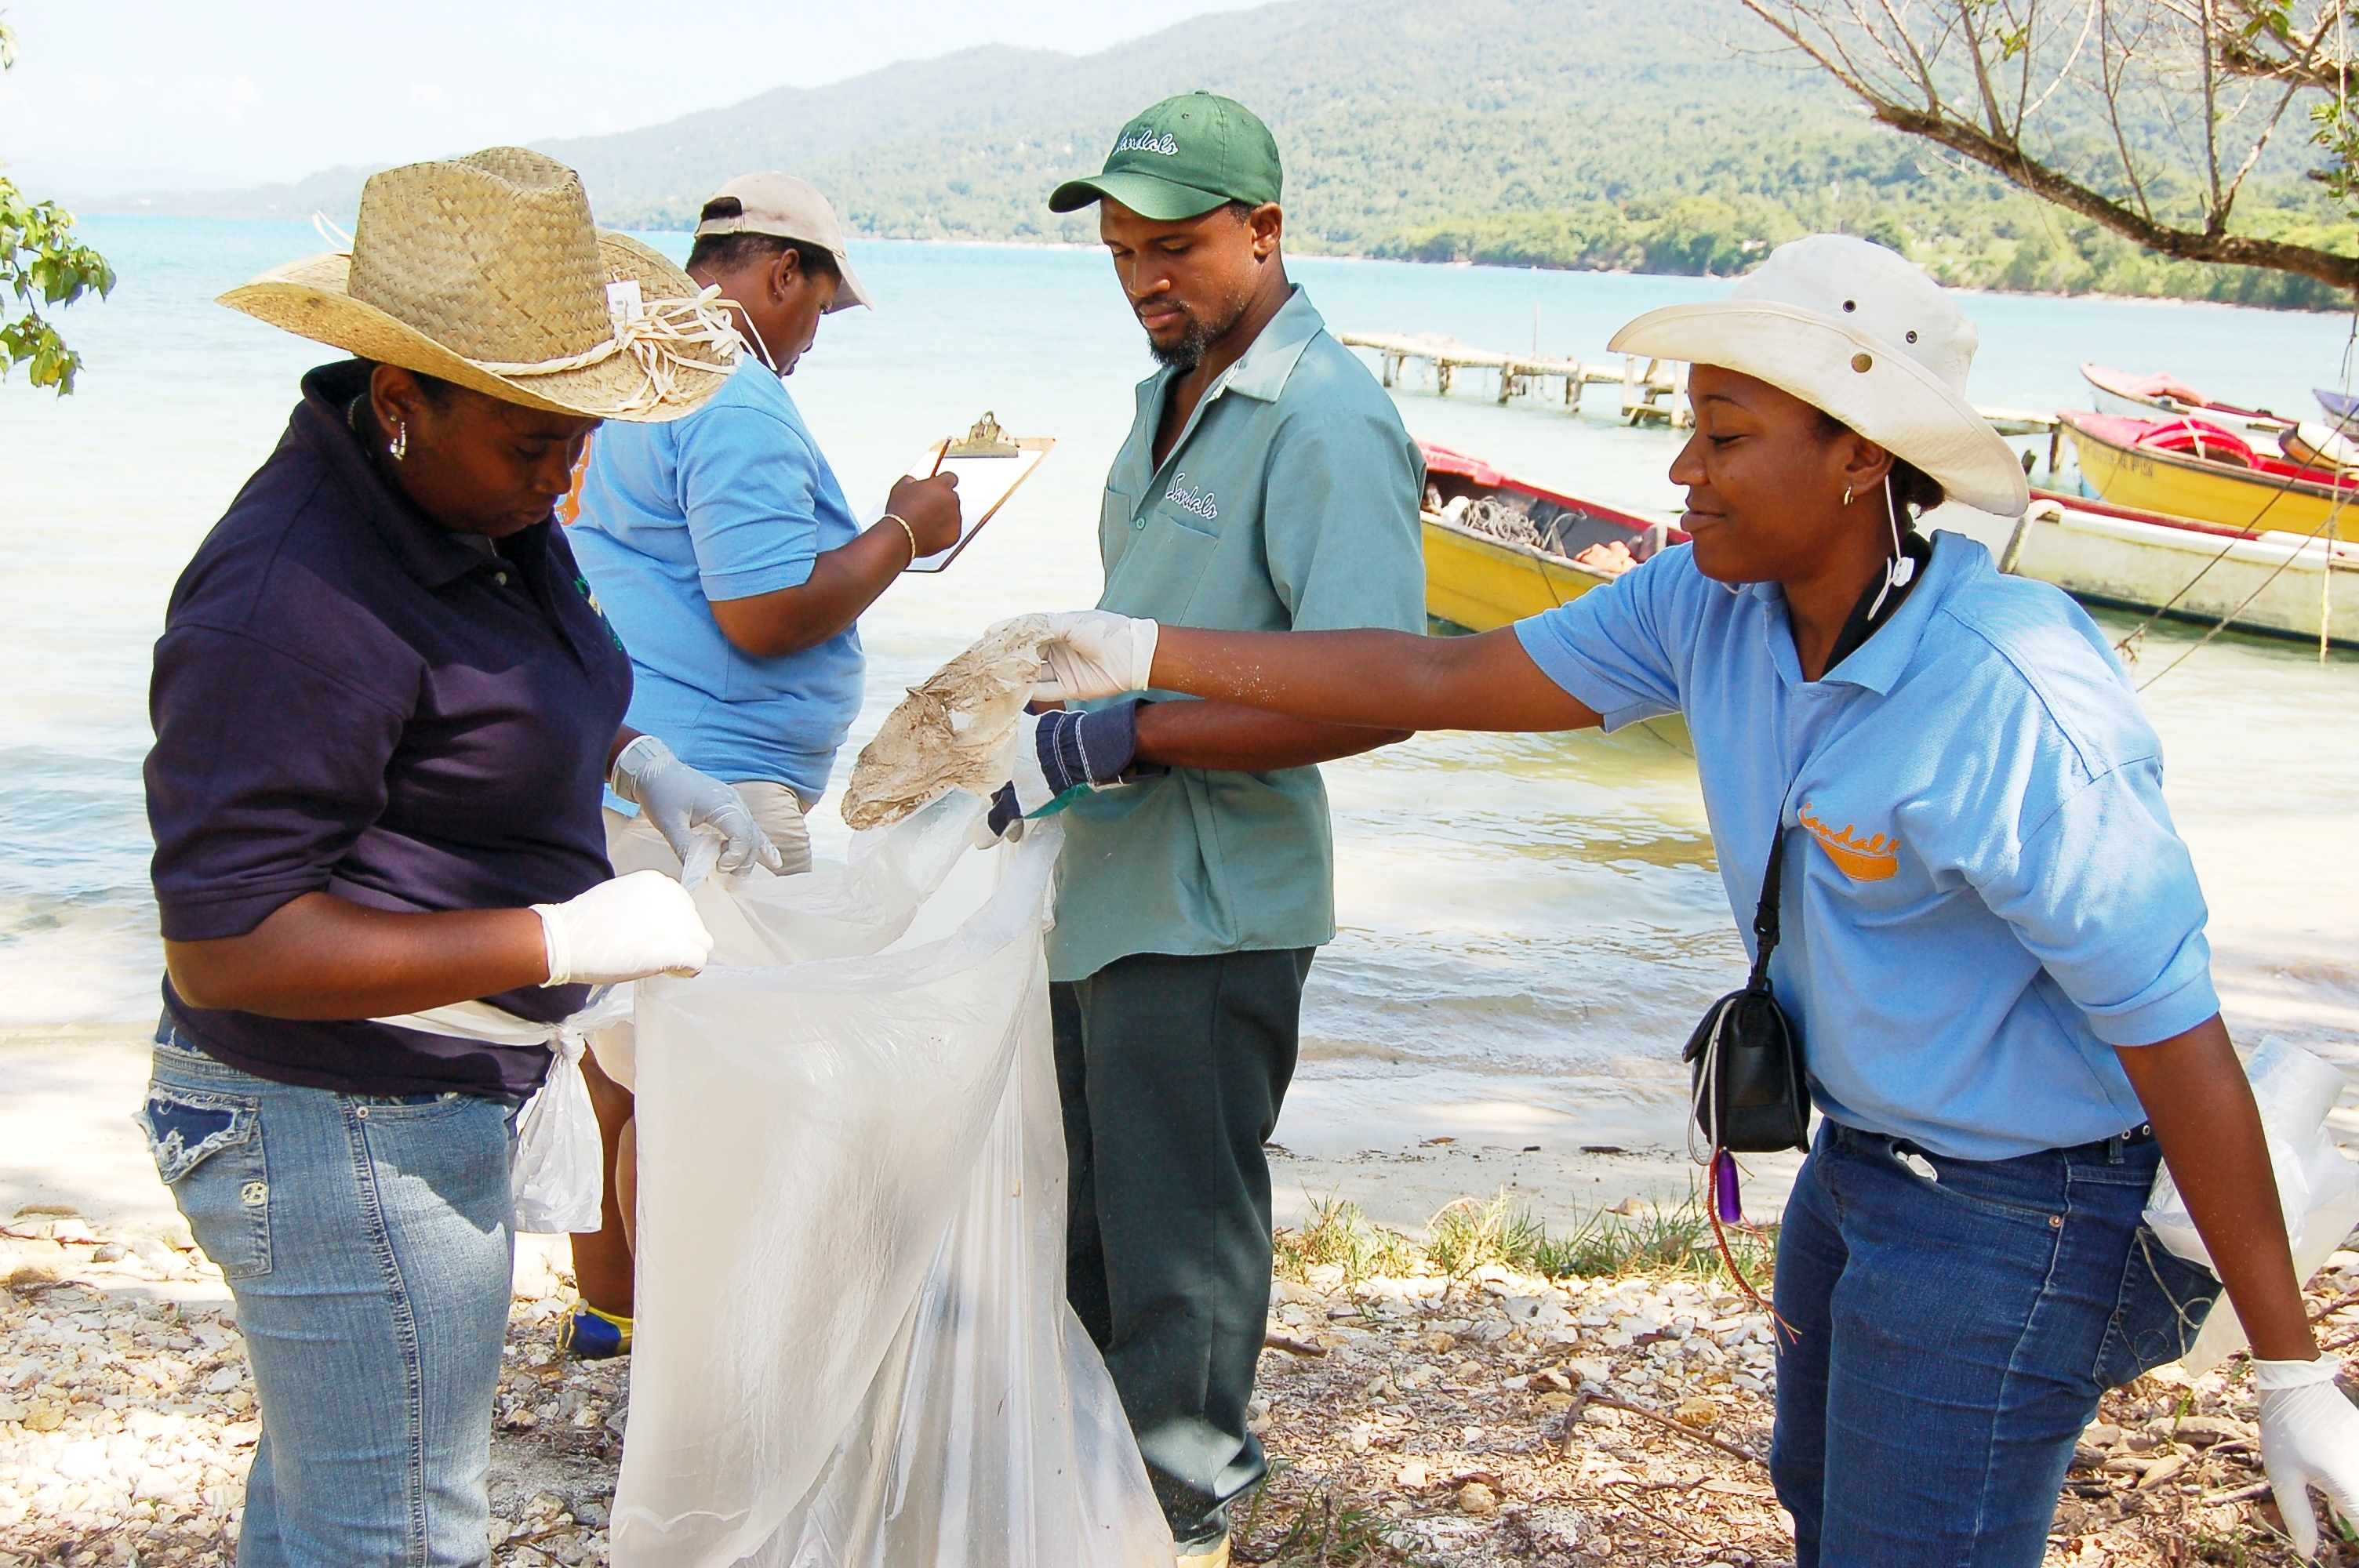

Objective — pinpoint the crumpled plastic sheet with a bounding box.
[609,792,1172,1567]
[2145,1037,2359,1374]
[839,615,1049,831]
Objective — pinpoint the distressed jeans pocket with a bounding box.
[137,1085,272,1279]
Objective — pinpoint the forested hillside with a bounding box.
[97,0,2353,307]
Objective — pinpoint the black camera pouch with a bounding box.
[1682,831,1812,1154]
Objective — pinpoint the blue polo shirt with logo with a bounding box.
[569,358,864,801]
[1516,532,2219,1160]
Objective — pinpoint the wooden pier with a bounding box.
[1339,332,1690,425]
[1342,331,2066,459]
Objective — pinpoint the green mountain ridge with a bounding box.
[79,0,2352,308]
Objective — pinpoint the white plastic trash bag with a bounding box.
[611,792,1172,1568]
[375,986,630,1236]
[2145,1038,2359,1373]
[510,1027,608,1235]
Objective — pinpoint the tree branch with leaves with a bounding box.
[2208,0,2358,208]
[1739,0,2357,291]
[0,18,115,394]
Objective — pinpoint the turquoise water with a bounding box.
[4,218,2354,1154]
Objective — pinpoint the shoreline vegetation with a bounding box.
[1354,194,2357,314]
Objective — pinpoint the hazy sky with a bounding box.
[0,1,1249,192]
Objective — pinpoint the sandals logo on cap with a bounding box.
[1118,130,1180,156]
[1798,803,1898,881]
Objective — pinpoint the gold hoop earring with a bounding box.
[390,422,408,463]
[1841,485,1853,506]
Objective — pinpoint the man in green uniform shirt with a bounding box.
[1030,93,1425,1565]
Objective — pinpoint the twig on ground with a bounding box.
[1599,1480,1721,1548]
[1589,1390,1768,1468]
[1557,1388,1593,1457]
[2308,1287,2359,1324]
[1264,1329,1329,1357]
[2202,1480,2274,1505]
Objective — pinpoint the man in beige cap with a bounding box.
[561,174,960,1356]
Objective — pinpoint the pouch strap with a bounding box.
[1747,815,1790,992]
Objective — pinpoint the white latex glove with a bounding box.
[1003,610,1158,703]
[610,735,780,874]
[2257,1356,2359,1559]
[534,870,715,985]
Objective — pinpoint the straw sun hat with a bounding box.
[1610,234,2030,517]
[220,147,740,423]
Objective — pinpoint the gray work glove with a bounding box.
[609,735,781,875]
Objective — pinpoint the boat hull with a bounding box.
[2062,412,2356,538]
[1415,441,1675,633]
[1423,514,1617,631]
[2001,492,2359,646]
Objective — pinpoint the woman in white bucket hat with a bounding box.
[143,147,784,1565]
[1009,235,2359,1563]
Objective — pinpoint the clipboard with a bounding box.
[873,413,1054,572]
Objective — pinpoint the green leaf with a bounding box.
[0,169,114,395]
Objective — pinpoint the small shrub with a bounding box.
[1534,1184,1779,1294]
[1273,1192,1416,1287]
[1425,1192,1546,1278]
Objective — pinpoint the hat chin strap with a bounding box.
[1866,473,1915,620]
[736,307,783,376]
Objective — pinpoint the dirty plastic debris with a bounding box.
[839,615,1051,830]
[609,791,1172,1567]
[2145,1038,2359,1373]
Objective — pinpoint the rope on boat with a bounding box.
[2106,457,2302,661]
[2095,303,2359,681]
[2132,497,2350,691]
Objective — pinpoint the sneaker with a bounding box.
[556,1302,631,1359]
[1173,1534,1230,1568]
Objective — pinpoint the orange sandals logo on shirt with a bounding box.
[1797,803,1899,881]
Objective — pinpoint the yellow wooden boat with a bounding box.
[2060,409,2357,538]
[1419,443,1681,632]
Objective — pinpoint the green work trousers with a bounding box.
[1052,946,1314,1549]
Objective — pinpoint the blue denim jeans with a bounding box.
[1772,1120,2220,1567]
[140,1022,518,1567]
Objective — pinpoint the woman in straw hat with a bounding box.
[142,147,774,1565]
[1003,235,2359,1563]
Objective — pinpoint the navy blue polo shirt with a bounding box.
[146,360,633,1100]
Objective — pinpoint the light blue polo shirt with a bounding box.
[1517,532,2220,1161]
[568,359,863,800]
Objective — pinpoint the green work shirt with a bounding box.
[1049,285,1426,982]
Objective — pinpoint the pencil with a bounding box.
[927,439,950,477]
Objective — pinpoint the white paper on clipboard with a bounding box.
[864,436,1054,572]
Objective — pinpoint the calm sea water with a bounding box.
[4,218,2354,1154]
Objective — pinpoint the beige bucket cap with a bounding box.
[1610,234,2029,517]
[220,147,740,422]
[695,172,874,312]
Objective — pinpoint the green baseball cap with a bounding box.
[1049,92,1282,220]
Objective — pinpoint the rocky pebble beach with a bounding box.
[4,1207,2354,1566]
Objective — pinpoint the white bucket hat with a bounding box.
[1609,234,2029,517]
